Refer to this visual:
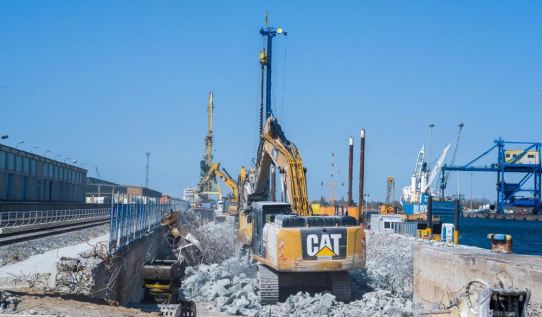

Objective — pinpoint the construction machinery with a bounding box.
[196,162,240,215]
[235,16,365,304]
[380,177,396,214]
[198,92,222,201]
[237,117,366,303]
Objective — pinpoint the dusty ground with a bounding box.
[0,288,158,316]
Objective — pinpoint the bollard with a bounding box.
[487,234,513,253]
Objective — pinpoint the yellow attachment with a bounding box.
[144,284,170,290]
[259,51,267,64]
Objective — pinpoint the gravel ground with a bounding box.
[0,224,109,267]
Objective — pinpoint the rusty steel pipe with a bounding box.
[348,136,354,207]
[358,129,365,223]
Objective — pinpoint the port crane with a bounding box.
[442,138,542,214]
[198,92,222,200]
[438,122,464,198]
[380,177,396,214]
[236,15,366,304]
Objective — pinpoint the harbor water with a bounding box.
[441,216,542,255]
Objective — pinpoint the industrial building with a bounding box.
[86,177,162,204]
[0,144,87,202]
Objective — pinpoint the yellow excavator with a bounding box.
[237,117,366,303]
[197,162,239,215]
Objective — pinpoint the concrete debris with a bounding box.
[0,289,20,313]
[357,230,415,299]
[261,291,413,317]
[177,220,236,266]
[179,227,420,316]
[180,253,259,316]
[0,224,109,267]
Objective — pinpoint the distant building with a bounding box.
[86,177,162,204]
[0,144,87,202]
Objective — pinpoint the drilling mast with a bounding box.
[199,92,221,197]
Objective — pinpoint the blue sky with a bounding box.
[1,1,541,202]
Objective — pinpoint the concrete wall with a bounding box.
[91,224,172,305]
[414,243,542,305]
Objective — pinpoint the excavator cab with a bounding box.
[250,202,292,257]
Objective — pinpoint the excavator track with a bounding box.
[258,264,279,304]
[331,272,352,302]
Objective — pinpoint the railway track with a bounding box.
[0,217,110,246]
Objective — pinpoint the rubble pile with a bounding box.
[261,290,413,317]
[179,227,420,316]
[180,253,260,316]
[0,225,109,267]
[178,220,236,266]
[0,290,19,313]
[360,230,415,299]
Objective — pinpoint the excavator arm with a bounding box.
[242,117,311,216]
[215,167,239,198]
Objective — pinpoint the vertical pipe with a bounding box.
[270,166,276,201]
[358,129,366,223]
[265,34,273,119]
[426,195,433,239]
[454,198,460,244]
[348,137,354,207]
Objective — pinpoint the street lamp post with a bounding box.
[15,141,25,149]
[364,194,370,213]
[43,150,51,157]
[63,158,72,163]
[31,146,39,153]
[54,155,62,161]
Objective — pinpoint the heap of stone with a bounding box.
[361,231,415,299]
[0,290,19,313]
[180,254,261,316]
[261,290,413,317]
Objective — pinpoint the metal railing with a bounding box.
[109,201,189,253]
[0,208,110,229]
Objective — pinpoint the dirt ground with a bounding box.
[0,288,230,317]
[0,288,158,317]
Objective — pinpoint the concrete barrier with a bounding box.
[413,243,542,305]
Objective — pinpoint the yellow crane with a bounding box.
[380,177,396,214]
[198,92,222,201]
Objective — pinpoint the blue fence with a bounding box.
[109,200,189,253]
